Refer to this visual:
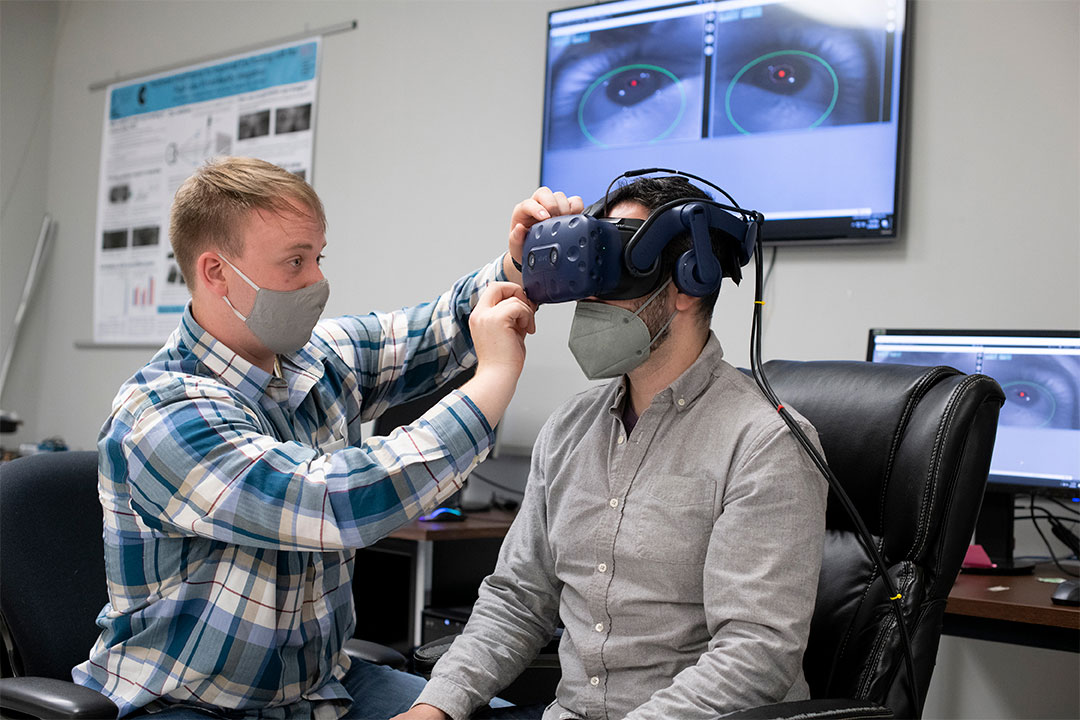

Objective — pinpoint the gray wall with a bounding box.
[0,0,61,433]
[1,1,1078,717]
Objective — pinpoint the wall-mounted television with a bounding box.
[540,0,910,245]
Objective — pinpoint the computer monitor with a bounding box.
[868,329,1080,571]
[541,0,910,245]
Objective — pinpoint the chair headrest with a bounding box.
[761,360,964,536]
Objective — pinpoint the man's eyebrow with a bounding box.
[282,241,325,252]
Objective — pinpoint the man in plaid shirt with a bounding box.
[72,157,582,719]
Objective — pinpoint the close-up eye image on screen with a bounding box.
[710,2,886,136]
[982,355,1080,431]
[546,15,705,150]
[867,330,1080,497]
[541,0,910,245]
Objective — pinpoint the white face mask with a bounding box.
[567,279,676,380]
[218,254,329,355]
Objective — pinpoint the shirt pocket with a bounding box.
[628,473,714,565]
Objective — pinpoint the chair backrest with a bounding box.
[0,450,107,680]
[762,360,1004,718]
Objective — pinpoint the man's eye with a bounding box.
[545,4,882,146]
[289,257,303,268]
[547,17,705,150]
[316,254,325,265]
[713,7,879,136]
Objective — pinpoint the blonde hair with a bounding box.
[169,156,326,284]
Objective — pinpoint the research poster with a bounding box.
[93,38,320,344]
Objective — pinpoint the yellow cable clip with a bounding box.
[755,300,766,305]
[890,593,902,601]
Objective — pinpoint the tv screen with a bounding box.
[540,0,909,245]
[867,329,1080,499]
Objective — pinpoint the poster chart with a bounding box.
[93,38,321,344]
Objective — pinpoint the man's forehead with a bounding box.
[242,204,322,234]
[237,206,325,254]
[607,200,649,221]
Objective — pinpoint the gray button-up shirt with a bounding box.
[417,334,827,719]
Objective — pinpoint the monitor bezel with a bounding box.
[866,327,1080,500]
[540,0,914,247]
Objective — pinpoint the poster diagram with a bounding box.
[93,38,320,344]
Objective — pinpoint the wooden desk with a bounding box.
[384,508,517,647]
[389,508,517,542]
[944,563,1079,652]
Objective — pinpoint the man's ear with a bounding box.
[673,288,700,313]
[196,251,229,298]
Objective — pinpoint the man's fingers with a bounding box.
[484,294,535,336]
[509,223,528,251]
[510,198,551,230]
[510,297,536,335]
[510,189,583,236]
[529,187,580,220]
[552,191,572,217]
[477,281,528,309]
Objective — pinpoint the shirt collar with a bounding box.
[178,303,326,406]
[665,331,725,412]
[606,331,725,416]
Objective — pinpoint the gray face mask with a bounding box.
[218,254,329,355]
[567,279,676,380]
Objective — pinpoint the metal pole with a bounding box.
[0,215,54,399]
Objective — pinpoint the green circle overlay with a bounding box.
[578,64,686,148]
[724,50,839,135]
[1001,381,1056,427]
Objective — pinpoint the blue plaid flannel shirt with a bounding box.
[72,258,504,718]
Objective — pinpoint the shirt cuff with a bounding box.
[414,677,479,720]
[421,389,494,477]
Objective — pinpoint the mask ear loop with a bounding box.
[217,253,259,322]
[217,253,260,290]
[633,278,677,347]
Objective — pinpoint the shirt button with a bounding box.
[609,498,619,508]
[594,622,604,632]
[597,563,607,573]
[590,676,600,686]
[617,435,625,445]
[677,397,686,407]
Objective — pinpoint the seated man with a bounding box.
[402,176,828,720]
[72,156,582,719]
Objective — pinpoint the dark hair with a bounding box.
[599,176,733,323]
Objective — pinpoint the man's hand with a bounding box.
[390,703,451,720]
[504,187,584,284]
[460,282,536,428]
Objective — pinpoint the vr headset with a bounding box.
[521,169,763,305]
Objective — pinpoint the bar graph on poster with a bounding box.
[92,37,321,344]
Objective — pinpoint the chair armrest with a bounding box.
[412,634,459,677]
[413,628,565,678]
[0,676,118,718]
[344,638,407,670]
[721,698,893,719]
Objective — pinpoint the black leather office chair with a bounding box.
[416,361,1005,719]
[724,360,1004,719]
[0,450,407,719]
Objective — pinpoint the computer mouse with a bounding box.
[419,507,466,523]
[1051,579,1080,607]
